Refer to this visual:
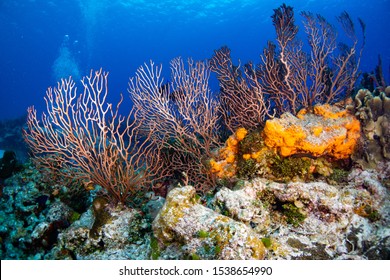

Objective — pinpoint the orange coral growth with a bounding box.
[243,154,251,160]
[312,126,323,137]
[262,104,361,159]
[313,103,347,119]
[209,127,248,178]
[209,159,222,173]
[251,150,266,160]
[262,116,306,156]
[235,127,248,141]
[331,117,361,159]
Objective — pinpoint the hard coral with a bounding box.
[262,104,361,159]
[350,88,390,165]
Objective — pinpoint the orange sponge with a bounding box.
[262,104,361,159]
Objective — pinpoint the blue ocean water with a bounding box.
[0,0,389,120]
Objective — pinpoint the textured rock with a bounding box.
[54,205,151,260]
[213,186,259,222]
[1,157,388,260]
[142,195,166,221]
[152,185,266,260]
[215,166,390,260]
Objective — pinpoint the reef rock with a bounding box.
[212,164,390,260]
[212,186,259,222]
[262,104,361,159]
[52,204,151,260]
[0,167,77,259]
[152,185,266,260]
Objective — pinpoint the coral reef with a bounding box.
[51,205,151,260]
[209,127,248,178]
[128,58,222,193]
[212,163,390,259]
[263,104,361,159]
[209,104,358,183]
[1,159,389,260]
[5,2,388,262]
[23,70,167,205]
[152,185,266,260]
[0,166,74,259]
[350,88,390,166]
[211,4,365,131]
